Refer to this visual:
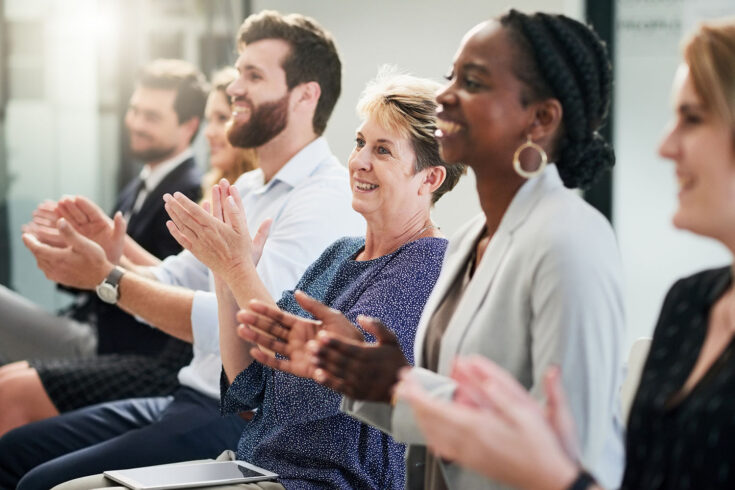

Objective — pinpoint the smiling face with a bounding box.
[226,38,292,149]
[204,89,241,172]
[348,117,429,224]
[124,86,183,163]
[435,21,533,176]
[659,64,735,240]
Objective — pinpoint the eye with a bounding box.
[443,70,454,82]
[462,76,483,90]
[248,72,262,82]
[355,137,365,148]
[217,114,229,123]
[377,146,392,156]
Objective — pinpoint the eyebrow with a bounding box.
[461,62,491,75]
[677,102,704,113]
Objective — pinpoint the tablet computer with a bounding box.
[103,460,279,490]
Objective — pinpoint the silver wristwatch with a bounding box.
[95,266,125,304]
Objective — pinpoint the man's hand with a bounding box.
[57,196,127,264]
[23,218,114,290]
[21,200,65,248]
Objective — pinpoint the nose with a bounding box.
[226,77,245,99]
[658,121,678,161]
[435,81,456,107]
[204,120,217,141]
[125,109,143,133]
[349,146,372,173]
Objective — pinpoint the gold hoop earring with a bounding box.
[513,136,548,179]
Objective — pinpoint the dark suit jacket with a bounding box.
[90,156,201,355]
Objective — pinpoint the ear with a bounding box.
[180,116,201,143]
[292,81,321,113]
[527,98,563,144]
[418,165,447,198]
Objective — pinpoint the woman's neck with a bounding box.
[360,210,438,261]
[475,172,525,239]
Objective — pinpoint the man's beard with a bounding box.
[227,92,290,149]
[128,142,178,163]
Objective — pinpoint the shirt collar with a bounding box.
[139,147,194,191]
[233,137,334,195]
[268,137,332,188]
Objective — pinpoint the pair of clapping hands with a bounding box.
[22,197,128,288]
[163,180,410,402]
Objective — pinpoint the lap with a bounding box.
[0,285,96,362]
[11,389,246,490]
[54,452,284,490]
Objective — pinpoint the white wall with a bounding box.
[252,0,577,237]
[613,0,735,351]
[6,0,105,309]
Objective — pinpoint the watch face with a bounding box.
[96,283,118,304]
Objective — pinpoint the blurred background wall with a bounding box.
[0,0,733,356]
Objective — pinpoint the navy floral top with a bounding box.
[221,236,448,489]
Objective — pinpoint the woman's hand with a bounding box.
[311,315,409,402]
[396,358,584,490]
[164,179,271,284]
[236,290,364,379]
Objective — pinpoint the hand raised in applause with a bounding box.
[164,179,271,284]
[395,357,584,490]
[22,218,113,290]
[237,290,364,380]
[21,200,65,248]
[310,315,409,402]
[56,196,127,264]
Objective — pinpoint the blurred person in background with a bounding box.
[0,59,208,436]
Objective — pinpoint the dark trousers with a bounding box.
[0,387,246,490]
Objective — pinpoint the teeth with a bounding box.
[437,119,462,135]
[232,106,250,116]
[355,182,379,191]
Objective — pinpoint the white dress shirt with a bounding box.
[150,137,366,398]
[127,148,195,219]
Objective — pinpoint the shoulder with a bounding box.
[310,236,365,266]
[393,237,448,265]
[662,266,731,310]
[522,189,618,261]
[296,157,350,191]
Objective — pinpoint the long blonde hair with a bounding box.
[201,67,257,203]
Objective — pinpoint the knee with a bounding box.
[0,368,56,435]
[0,427,36,489]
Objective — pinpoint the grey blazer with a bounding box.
[344,165,625,489]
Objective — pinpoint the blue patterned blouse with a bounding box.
[221,236,447,489]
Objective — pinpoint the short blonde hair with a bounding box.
[683,18,735,133]
[356,67,465,203]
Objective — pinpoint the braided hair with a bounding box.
[499,10,614,189]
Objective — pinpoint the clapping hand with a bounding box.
[56,196,127,264]
[21,200,65,248]
[22,218,112,289]
[395,357,583,490]
[237,290,364,379]
[164,179,271,283]
[310,315,409,402]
